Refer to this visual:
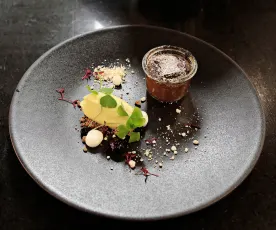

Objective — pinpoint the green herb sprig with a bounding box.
[116,107,145,143]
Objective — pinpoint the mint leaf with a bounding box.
[129,132,140,143]
[131,117,145,127]
[116,125,130,139]
[126,117,145,129]
[130,107,143,119]
[100,95,117,108]
[126,118,136,130]
[117,105,128,116]
[126,107,145,129]
[86,85,98,95]
[99,87,113,95]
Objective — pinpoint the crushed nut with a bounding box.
[171,146,177,151]
[135,100,141,107]
[193,140,199,145]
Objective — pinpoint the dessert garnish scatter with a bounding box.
[56,58,204,181]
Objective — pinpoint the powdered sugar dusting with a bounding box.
[149,54,185,76]
[147,52,190,84]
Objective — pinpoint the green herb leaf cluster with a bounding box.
[116,107,145,143]
[126,107,145,129]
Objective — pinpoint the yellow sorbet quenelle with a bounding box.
[80,92,148,129]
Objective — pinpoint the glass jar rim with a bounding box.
[142,45,198,84]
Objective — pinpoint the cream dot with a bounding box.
[112,75,122,86]
[85,129,103,148]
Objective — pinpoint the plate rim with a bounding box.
[9,25,266,221]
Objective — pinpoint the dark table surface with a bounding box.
[1,0,276,229]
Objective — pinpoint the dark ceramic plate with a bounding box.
[9,25,265,220]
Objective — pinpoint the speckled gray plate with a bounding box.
[9,25,265,220]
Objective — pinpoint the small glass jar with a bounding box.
[142,45,198,102]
